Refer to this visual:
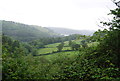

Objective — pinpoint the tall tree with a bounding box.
[99,1,120,67]
[57,42,64,52]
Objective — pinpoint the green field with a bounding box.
[38,47,71,55]
[38,39,98,55]
[38,40,82,55]
[35,51,80,61]
[45,39,83,48]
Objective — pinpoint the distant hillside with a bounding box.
[46,27,95,36]
[2,20,61,42]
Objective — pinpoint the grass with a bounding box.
[88,42,99,47]
[45,41,70,48]
[45,43,60,48]
[38,47,71,55]
[38,39,99,56]
[62,47,71,50]
[39,40,73,55]
[45,39,83,48]
[35,51,80,62]
[38,48,58,55]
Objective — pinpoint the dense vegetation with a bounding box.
[2,2,120,81]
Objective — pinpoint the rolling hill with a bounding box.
[2,20,61,42]
[46,27,95,36]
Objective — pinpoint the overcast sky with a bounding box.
[0,0,117,30]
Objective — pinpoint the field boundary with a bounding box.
[34,50,74,56]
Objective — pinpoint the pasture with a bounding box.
[38,39,98,56]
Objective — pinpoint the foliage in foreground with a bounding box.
[2,44,120,80]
